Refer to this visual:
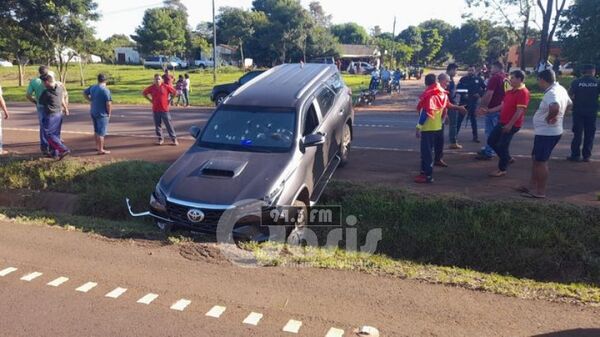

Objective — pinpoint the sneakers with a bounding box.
[509,157,516,164]
[434,160,449,168]
[172,139,179,146]
[156,139,164,146]
[414,174,433,184]
[475,151,493,161]
[449,143,463,150]
[58,150,71,161]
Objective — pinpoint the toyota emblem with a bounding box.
[187,209,205,223]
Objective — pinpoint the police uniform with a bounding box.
[569,75,600,160]
[456,74,486,141]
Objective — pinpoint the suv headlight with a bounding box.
[263,182,284,206]
[150,184,167,212]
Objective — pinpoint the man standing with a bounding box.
[143,74,178,146]
[84,74,112,155]
[437,73,468,167]
[26,65,50,155]
[445,63,463,150]
[485,70,530,177]
[476,61,507,160]
[520,70,572,199]
[0,83,10,155]
[39,74,70,160]
[567,64,599,162]
[457,65,486,143]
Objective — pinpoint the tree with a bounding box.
[163,0,187,12]
[466,0,535,69]
[418,29,443,65]
[330,23,369,45]
[217,7,257,66]
[309,2,331,27]
[132,7,187,63]
[371,25,383,37]
[537,0,568,63]
[397,26,423,64]
[418,19,455,64]
[447,20,490,66]
[559,0,600,65]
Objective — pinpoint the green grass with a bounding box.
[0,64,369,106]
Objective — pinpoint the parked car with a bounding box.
[0,59,13,67]
[195,59,215,69]
[127,64,354,244]
[347,61,375,75]
[210,70,265,106]
[559,62,574,76]
[143,56,187,69]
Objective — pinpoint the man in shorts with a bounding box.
[84,73,112,154]
[519,70,572,198]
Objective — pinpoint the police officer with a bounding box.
[457,65,487,143]
[568,64,600,162]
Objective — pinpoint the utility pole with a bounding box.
[391,16,397,68]
[212,0,217,83]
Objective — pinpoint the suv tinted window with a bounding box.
[303,104,319,136]
[316,87,336,117]
[240,71,261,85]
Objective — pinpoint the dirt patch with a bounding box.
[0,190,79,214]
[179,242,229,265]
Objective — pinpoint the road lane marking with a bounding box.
[20,272,43,282]
[325,327,345,337]
[205,305,226,318]
[137,293,159,305]
[47,277,69,287]
[170,299,191,311]
[283,320,303,333]
[76,282,98,293]
[105,287,128,299]
[242,312,263,326]
[0,267,17,277]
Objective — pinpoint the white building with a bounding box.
[114,47,141,65]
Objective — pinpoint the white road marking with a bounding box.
[325,327,345,337]
[76,282,98,293]
[283,320,303,333]
[20,272,43,282]
[0,267,17,277]
[47,277,69,287]
[105,287,128,299]
[170,299,191,311]
[137,293,159,305]
[205,305,227,318]
[242,312,263,326]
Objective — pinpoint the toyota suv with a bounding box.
[127,64,354,242]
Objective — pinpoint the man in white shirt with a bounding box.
[520,70,572,198]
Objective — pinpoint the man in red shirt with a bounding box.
[483,70,530,177]
[142,74,178,145]
[476,61,507,160]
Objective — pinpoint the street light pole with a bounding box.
[212,0,217,83]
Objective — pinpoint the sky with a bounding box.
[94,0,473,40]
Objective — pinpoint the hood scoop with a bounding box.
[198,159,248,178]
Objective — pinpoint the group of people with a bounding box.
[414,61,599,199]
[0,66,191,158]
[368,67,404,92]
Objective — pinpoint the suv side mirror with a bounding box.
[189,126,202,139]
[301,132,326,149]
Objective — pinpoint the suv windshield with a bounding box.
[198,107,296,153]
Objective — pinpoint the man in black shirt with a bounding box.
[39,73,70,160]
[568,64,600,162]
[457,65,486,143]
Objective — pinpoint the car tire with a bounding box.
[199,65,206,70]
[287,200,307,246]
[339,123,351,167]
[214,93,227,106]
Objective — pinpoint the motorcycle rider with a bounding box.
[369,68,381,91]
[381,67,392,92]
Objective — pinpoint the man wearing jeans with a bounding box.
[143,74,178,146]
[485,70,530,177]
[445,63,463,150]
[26,65,50,155]
[476,61,507,160]
[457,65,486,143]
[39,74,70,160]
[0,84,10,155]
[567,64,599,162]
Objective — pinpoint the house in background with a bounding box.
[338,44,381,71]
[56,47,102,64]
[507,39,564,70]
[114,47,141,65]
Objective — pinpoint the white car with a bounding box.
[144,56,187,70]
[195,59,215,69]
[559,62,574,76]
[0,59,13,67]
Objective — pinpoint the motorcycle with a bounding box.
[392,79,401,93]
[356,88,377,106]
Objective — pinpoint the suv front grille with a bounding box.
[166,202,226,228]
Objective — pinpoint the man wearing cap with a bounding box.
[39,74,70,160]
[84,74,112,155]
[26,65,51,155]
[567,64,600,162]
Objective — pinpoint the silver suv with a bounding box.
[127,64,354,242]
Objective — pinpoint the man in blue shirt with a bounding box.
[84,74,112,155]
[567,64,599,162]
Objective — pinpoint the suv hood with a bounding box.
[160,147,293,206]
